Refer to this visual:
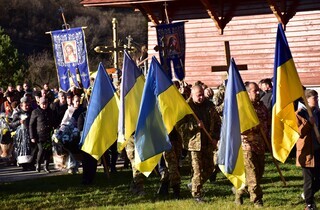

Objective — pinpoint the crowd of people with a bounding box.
[0,77,318,210]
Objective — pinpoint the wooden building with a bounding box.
[81,0,320,88]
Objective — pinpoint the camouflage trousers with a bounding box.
[161,138,182,187]
[125,137,144,190]
[190,144,214,198]
[236,150,265,204]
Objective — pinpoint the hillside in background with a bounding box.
[0,0,147,88]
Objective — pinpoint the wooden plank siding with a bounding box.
[148,10,320,88]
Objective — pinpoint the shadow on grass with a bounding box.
[0,154,308,209]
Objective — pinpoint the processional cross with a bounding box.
[94,18,134,85]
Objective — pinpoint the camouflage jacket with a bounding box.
[241,100,269,154]
[213,87,225,120]
[176,99,221,151]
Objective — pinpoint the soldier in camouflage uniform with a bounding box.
[125,136,145,195]
[213,83,225,120]
[157,128,182,199]
[235,82,269,207]
[177,85,221,201]
[210,83,225,182]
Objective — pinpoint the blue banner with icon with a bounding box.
[51,27,90,91]
[156,22,185,81]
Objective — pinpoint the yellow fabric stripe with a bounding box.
[274,61,304,113]
[81,96,119,160]
[219,147,246,189]
[271,60,303,163]
[117,76,144,152]
[135,151,162,177]
[271,103,300,163]
[236,91,260,133]
[158,85,193,133]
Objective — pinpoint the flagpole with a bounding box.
[191,113,217,150]
[301,95,320,143]
[259,127,286,186]
[45,26,87,34]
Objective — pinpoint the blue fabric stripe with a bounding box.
[122,51,143,96]
[218,59,242,173]
[135,57,172,161]
[230,58,246,94]
[151,57,173,96]
[80,62,115,145]
[272,24,293,107]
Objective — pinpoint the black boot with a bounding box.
[44,161,51,173]
[157,182,169,196]
[172,184,180,199]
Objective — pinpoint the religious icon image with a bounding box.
[166,33,181,56]
[62,40,78,63]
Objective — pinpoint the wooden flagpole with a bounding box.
[260,127,287,186]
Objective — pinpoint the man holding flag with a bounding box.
[177,84,221,202]
[272,24,320,210]
[134,56,194,198]
[296,89,320,210]
[235,82,269,207]
[217,57,267,208]
[118,51,146,196]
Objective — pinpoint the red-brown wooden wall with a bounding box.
[148,10,320,88]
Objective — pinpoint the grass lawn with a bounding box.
[0,153,307,209]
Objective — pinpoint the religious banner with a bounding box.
[156,22,185,81]
[51,27,90,91]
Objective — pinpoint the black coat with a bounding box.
[50,101,67,128]
[10,108,32,131]
[29,107,54,143]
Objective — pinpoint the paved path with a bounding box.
[0,163,69,183]
[0,158,126,183]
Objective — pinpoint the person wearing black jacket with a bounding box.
[29,97,54,173]
[50,91,67,129]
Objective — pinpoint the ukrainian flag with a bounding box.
[80,62,119,160]
[117,51,145,152]
[135,56,193,176]
[218,58,259,189]
[271,24,304,163]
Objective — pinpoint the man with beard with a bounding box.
[235,82,269,207]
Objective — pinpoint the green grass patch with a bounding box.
[0,154,308,209]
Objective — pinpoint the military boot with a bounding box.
[157,181,169,196]
[172,184,180,199]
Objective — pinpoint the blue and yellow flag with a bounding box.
[117,51,145,152]
[218,58,260,189]
[134,56,193,176]
[271,24,304,163]
[80,62,119,160]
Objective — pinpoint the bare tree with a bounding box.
[27,51,57,89]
